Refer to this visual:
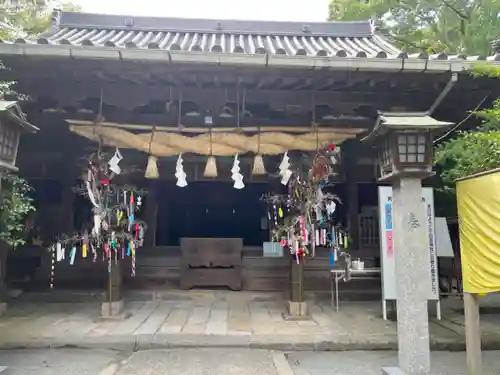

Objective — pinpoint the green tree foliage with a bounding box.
[0,174,35,247]
[434,65,500,191]
[0,0,81,40]
[329,0,500,55]
[0,1,72,245]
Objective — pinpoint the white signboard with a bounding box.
[435,217,455,258]
[378,186,439,302]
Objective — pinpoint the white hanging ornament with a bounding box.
[92,214,102,236]
[56,242,63,262]
[281,170,292,185]
[231,155,240,180]
[278,152,290,174]
[326,201,336,215]
[85,181,99,208]
[278,152,292,185]
[233,174,245,189]
[175,154,188,187]
[108,148,123,175]
[231,155,245,189]
[328,146,341,165]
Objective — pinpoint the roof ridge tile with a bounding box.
[56,11,375,38]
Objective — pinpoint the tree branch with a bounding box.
[441,0,470,21]
[387,33,423,50]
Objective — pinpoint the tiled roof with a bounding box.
[1,11,499,62]
[34,12,401,58]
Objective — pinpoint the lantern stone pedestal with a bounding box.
[101,261,124,318]
[283,259,309,320]
[383,177,431,375]
[0,244,8,316]
[362,112,453,375]
[0,101,39,375]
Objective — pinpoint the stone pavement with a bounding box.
[287,350,500,375]
[117,348,281,375]
[0,348,124,375]
[0,290,500,351]
[3,348,500,375]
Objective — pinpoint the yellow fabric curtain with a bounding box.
[457,170,500,293]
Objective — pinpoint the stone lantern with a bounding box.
[0,101,39,172]
[363,112,452,375]
[0,101,38,319]
[366,112,451,182]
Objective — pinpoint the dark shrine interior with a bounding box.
[26,178,380,247]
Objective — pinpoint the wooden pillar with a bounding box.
[58,177,75,234]
[286,257,308,318]
[0,241,8,313]
[289,259,304,302]
[143,180,158,248]
[344,141,359,249]
[102,260,124,317]
[464,292,482,375]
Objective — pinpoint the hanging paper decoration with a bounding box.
[50,245,56,289]
[175,154,188,187]
[69,247,76,265]
[231,154,244,190]
[56,242,64,262]
[131,241,136,277]
[145,156,159,179]
[327,144,341,165]
[49,147,148,292]
[278,152,292,185]
[262,146,347,264]
[108,148,123,175]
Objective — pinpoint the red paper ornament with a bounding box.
[328,144,336,151]
[280,239,287,247]
[101,178,110,185]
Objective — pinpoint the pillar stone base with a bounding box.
[0,302,7,317]
[382,366,434,375]
[282,301,309,320]
[382,367,409,375]
[101,299,124,318]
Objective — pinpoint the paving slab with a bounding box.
[287,350,500,375]
[0,348,123,375]
[0,291,499,352]
[116,348,279,375]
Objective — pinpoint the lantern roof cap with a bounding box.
[362,111,453,142]
[0,100,39,133]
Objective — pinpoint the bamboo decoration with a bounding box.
[144,126,159,179]
[252,128,266,175]
[204,129,218,177]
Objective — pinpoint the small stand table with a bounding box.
[330,268,381,312]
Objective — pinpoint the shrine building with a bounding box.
[1,10,499,293]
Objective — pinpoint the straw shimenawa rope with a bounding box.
[204,128,218,177]
[144,126,159,179]
[69,125,363,157]
[252,128,266,175]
